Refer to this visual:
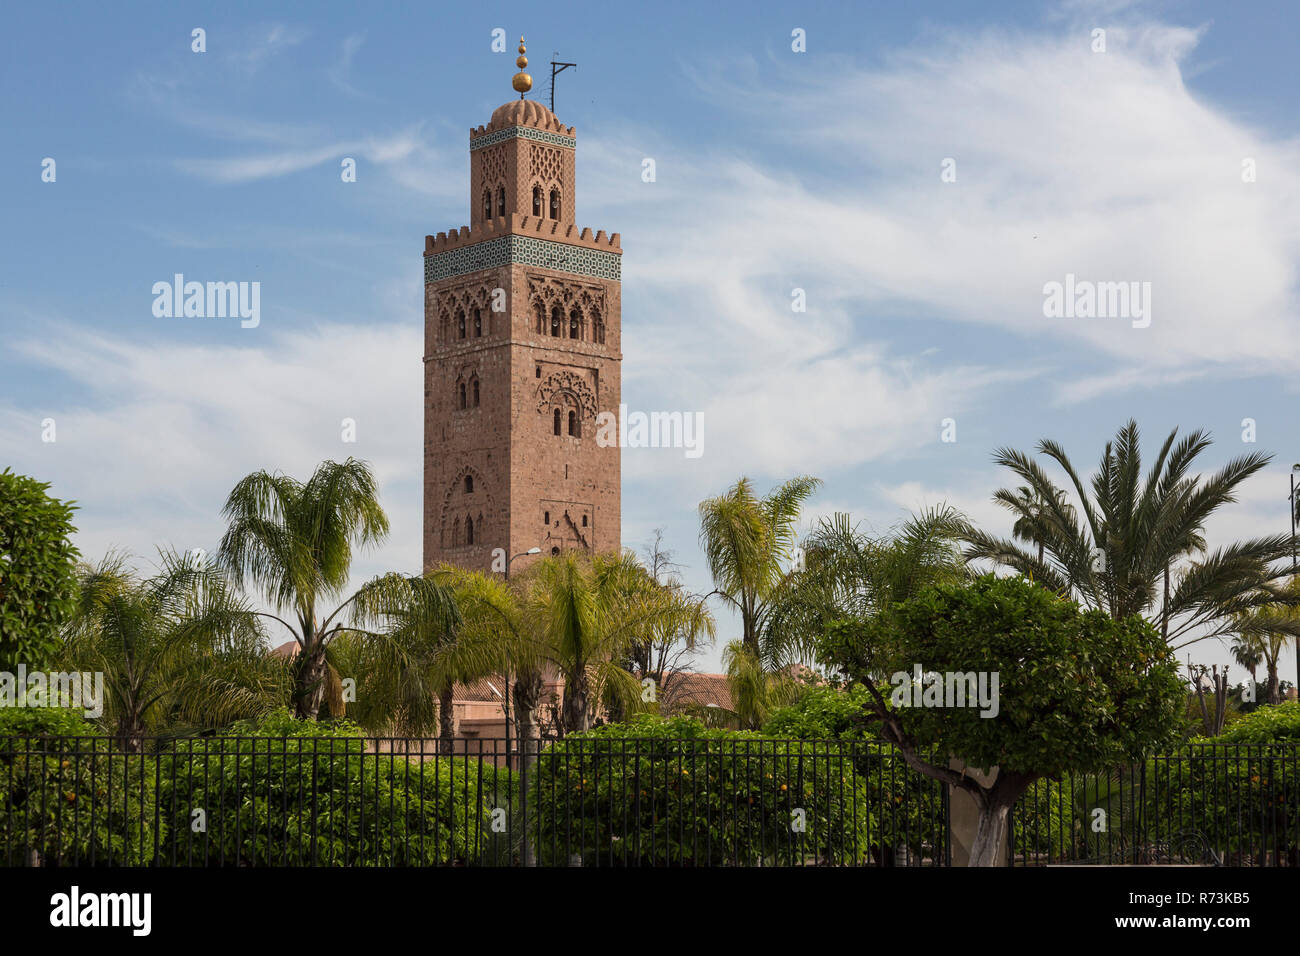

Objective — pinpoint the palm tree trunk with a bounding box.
[115,712,146,754]
[1267,661,1281,706]
[293,640,330,720]
[438,685,457,755]
[561,666,590,734]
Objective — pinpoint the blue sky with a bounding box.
[3,0,1299,678]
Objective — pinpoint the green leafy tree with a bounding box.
[0,469,79,670]
[818,575,1184,866]
[965,420,1300,649]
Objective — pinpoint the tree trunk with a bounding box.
[438,685,456,755]
[512,668,544,867]
[1267,663,1281,706]
[969,799,1013,867]
[293,641,329,720]
[965,771,1033,867]
[561,666,590,735]
[115,713,146,755]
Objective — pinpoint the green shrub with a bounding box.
[528,714,872,866]
[1212,701,1300,745]
[761,684,881,741]
[0,469,79,671]
[159,708,515,866]
[0,709,162,865]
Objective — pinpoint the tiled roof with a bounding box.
[660,672,733,712]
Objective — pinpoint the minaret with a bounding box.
[423,39,622,574]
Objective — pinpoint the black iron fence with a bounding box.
[1,734,1295,866]
[1010,745,1300,866]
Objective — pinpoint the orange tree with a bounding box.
[818,574,1184,866]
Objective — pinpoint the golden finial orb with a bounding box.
[512,36,532,95]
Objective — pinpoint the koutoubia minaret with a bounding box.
[423,39,622,574]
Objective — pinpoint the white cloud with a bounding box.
[1,321,425,593]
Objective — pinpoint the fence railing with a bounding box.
[1010,745,1300,866]
[2,735,1296,866]
[0,734,947,867]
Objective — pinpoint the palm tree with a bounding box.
[521,550,662,735]
[1230,576,1300,706]
[61,551,286,751]
[698,475,821,656]
[320,571,465,746]
[766,505,972,667]
[1008,485,1074,567]
[218,458,406,719]
[965,420,1300,650]
[1230,638,1262,685]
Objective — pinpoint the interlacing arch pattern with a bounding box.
[439,465,493,549]
[435,284,495,344]
[479,145,507,220]
[527,277,608,345]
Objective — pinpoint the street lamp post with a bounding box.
[1292,466,1300,696]
[504,545,540,866]
[502,547,539,766]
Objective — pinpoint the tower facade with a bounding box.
[422,62,622,575]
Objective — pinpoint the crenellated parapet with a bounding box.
[425,215,621,256]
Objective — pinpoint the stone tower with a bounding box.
[422,44,622,575]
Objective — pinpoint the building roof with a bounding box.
[661,672,733,712]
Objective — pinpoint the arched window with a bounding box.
[535,302,545,334]
[472,379,480,406]
[457,310,466,339]
[553,408,562,435]
[549,189,560,220]
[453,517,461,547]
[482,191,491,221]
[473,308,482,337]
[497,187,506,218]
[582,515,587,527]
[550,306,562,337]
[569,309,581,339]
[592,309,605,345]
[459,382,466,409]
[465,474,473,494]
[544,511,550,525]
[466,516,475,545]
[532,186,542,217]
[568,410,579,437]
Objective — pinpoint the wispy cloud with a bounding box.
[173,129,425,183]
[227,23,309,75]
[329,33,371,98]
